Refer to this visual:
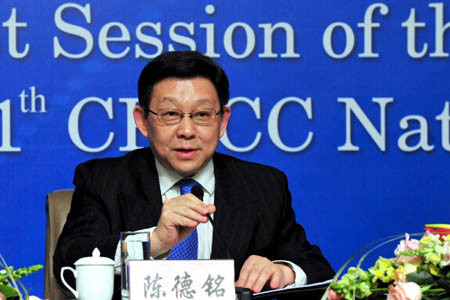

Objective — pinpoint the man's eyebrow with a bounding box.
[160,97,177,103]
[159,97,214,104]
[194,98,214,104]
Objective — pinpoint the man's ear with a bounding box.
[133,105,149,138]
[219,106,231,138]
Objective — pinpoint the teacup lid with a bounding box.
[74,248,114,266]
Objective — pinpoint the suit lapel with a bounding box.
[211,154,256,260]
[117,148,163,231]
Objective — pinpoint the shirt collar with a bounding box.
[154,158,215,196]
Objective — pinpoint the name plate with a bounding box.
[128,259,235,300]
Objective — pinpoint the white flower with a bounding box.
[441,240,450,267]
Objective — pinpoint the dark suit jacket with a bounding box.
[54,148,334,297]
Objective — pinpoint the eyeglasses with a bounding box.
[143,107,223,125]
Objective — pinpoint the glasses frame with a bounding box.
[143,106,224,125]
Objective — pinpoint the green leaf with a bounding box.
[406,271,435,285]
[435,278,450,294]
[365,290,387,300]
[0,285,19,298]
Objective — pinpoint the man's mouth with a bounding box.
[174,148,198,159]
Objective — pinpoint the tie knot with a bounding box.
[178,179,199,195]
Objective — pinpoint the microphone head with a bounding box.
[191,184,204,201]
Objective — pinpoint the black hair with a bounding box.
[138,51,229,111]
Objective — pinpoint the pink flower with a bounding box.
[395,234,422,264]
[328,288,345,300]
[387,282,421,300]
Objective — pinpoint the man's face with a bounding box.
[134,77,231,177]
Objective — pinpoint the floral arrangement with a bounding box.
[325,224,450,300]
[0,255,42,300]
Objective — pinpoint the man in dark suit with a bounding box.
[54,51,334,298]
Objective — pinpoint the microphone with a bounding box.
[191,184,231,259]
[191,184,204,202]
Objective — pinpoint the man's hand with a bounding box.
[235,255,295,293]
[150,193,215,257]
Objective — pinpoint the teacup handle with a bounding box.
[60,266,78,298]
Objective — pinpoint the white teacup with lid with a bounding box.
[60,248,114,300]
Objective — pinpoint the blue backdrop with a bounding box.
[1,1,449,297]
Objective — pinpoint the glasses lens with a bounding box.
[192,109,215,124]
[159,110,182,124]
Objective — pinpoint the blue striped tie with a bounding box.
[167,179,199,259]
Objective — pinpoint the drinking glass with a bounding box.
[120,231,151,300]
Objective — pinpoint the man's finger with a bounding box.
[269,268,282,289]
[172,208,208,225]
[251,267,273,292]
[161,198,210,225]
[236,256,294,293]
[243,266,263,291]
[236,265,251,287]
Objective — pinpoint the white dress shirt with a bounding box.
[114,157,307,286]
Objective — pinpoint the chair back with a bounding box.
[44,189,74,300]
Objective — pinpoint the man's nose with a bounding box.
[176,116,196,139]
